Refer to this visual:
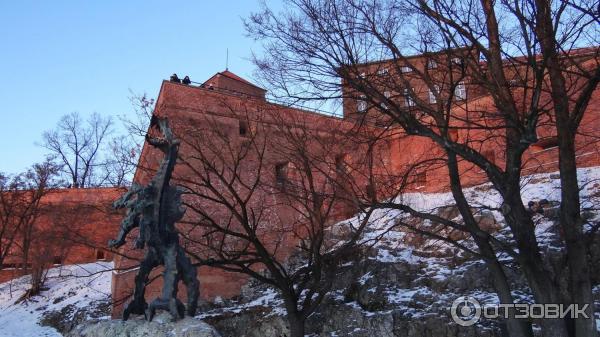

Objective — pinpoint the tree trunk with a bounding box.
[446,153,533,337]
[283,296,306,337]
[487,138,570,336]
[532,0,597,333]
[556,126,596,337]
[288,315,306,337]
[30,265,44,296]
[502,189,571,337]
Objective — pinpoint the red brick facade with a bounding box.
[343,48,600,191]
[1,52,595,316]
[0,187,124,283]
[111,48,600,316]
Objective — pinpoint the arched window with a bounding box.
[357,95,367,113]
[454,82,466,100]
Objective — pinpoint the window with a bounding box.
[335,154,350,174]
[275,162,288,187]
[428,85,439,104]
[53,256,62,265]
[401,66,412,73]
[451,57,463,66]
[404,88,415,107]
[357,95,367,113]
[381,91,391,109]
[239,120,248,137]
[427,59,438,69]
[377,68,389,75]
[359,72,366,78]
[96,249,106,260]
[454,81,466,100]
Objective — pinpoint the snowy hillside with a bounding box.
[352,166,600,255]
[0,262,113,337]
[201,167,600,336]
[1,167,599,337]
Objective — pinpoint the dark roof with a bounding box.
[204,70,266,92]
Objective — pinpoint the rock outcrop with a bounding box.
[67,312,221,337]
[203,256,507,337]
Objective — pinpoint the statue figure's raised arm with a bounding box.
[108,184,143,249]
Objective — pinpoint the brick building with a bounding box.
[111,47,600,316]
[343,47,600,191]
[0,187,124,283]
[110,71,371,314]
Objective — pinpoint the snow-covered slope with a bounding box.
[0,262,113,337]
[350,166,600,255]
[201,167,600,336]
[1,167,599,337]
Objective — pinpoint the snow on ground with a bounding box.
[232,167,600,323]
[0,168,598,336]
[343,166,600,249]
[396,166,597,219]
[197,287,286,319]
[0,262,113,337]
[330,167,600,317]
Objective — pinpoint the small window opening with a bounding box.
[451,57,463,65]
[336,154,350,174]
[96,249,106,260]
[239,120,248,137]
[454,81,466,100]
[357,95,367,113]
[275,162,288,187]
[381,91,391,109]
[429,85,440,104]
[404,88,415,107]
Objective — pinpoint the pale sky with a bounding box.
[0,1,280,174]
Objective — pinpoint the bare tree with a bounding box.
[121,93,155,140]
[0,161,57,270]
[151,102,378,337]
[102,92,156,187]
[41,112,113,188]
[102,135,139,187]
[0,161,60,299]
[0,174,28,270]
[246,1,600,336]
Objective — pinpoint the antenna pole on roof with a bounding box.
[226,48,229,70]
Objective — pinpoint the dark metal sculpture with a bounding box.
[108,116,199,321]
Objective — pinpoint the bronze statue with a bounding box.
[109,116,199,321]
